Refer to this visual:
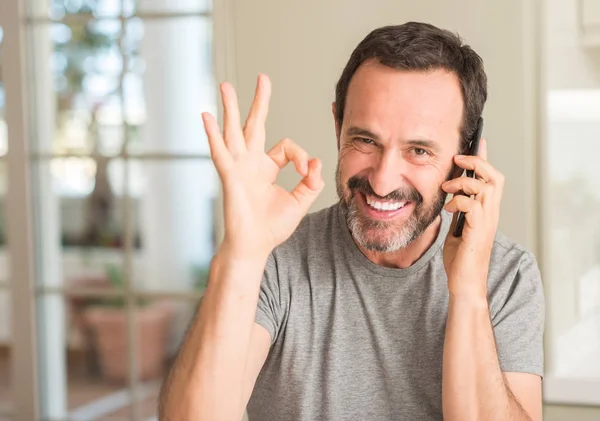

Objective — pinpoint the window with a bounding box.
[0,0,218,419]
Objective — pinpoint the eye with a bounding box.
[350,137,377,153]
[413,148,429,156]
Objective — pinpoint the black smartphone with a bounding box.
[452,117,484,237]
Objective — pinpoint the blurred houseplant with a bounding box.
[54,0,142,248]
[82,263,174,383]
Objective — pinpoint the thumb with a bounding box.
[290,158,325,214]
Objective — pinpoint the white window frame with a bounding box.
[1,0,39,419]
[0,0,235,418]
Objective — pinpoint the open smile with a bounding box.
[357,192,413,220]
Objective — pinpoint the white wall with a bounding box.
[219,0,540,253]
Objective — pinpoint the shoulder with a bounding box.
[487,231,544,319]
[490,231,540,277]
[486,233,545,376]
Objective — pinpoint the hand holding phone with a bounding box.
[452,117,484,237]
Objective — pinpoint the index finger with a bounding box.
[454,153,500,184]
[243,74,272,150]
[267,138,310,177]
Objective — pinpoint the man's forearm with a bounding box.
[442,293,531,421]
[158,245,270,421]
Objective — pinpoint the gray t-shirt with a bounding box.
[247,203,544,421]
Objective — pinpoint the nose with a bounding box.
[368,149,407,198]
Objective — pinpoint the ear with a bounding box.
[332,102,341,149]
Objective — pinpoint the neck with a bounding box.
[356,215,443,269]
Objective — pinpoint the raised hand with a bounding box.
[202,74,325,257]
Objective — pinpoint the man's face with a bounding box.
[335,61,464,253]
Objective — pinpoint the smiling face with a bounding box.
[335,60,464,253]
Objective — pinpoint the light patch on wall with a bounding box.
[547,89,600,187]
[548,89,600,121]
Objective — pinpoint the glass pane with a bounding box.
[27,12,215,156]
[546,89,600,380]
[135,298,189,420]
[27,15,142,154]
[29,159,127,291]
[36,293,129,420]
[31,155,134,418]
[126,16,215,155]
[77,297,181,420]
[133,160,217,292]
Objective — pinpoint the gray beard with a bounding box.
[344,198,421,252]
[336,163,447,253]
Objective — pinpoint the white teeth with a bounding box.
[365,196,407,211]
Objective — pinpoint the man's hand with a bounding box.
[203,74,325,258]
[441,138,504,297]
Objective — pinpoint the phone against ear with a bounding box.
[452,117,484,237]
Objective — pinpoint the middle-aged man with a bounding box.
[158,21,545,421]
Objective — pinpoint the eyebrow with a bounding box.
[345,126,440,150]
[345,126,381,141]
[405,139,439,150]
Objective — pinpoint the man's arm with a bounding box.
[158,249,272,421]
[158,74,324,421]
[442,294,541,421]
[441,139,542,421]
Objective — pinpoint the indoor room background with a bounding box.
[0,0,599,420]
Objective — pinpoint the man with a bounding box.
[158,22,544,421]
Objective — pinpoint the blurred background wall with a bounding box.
[227,0,540,252]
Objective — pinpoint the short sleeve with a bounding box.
[492,251,545,377]
[255,253,285,345]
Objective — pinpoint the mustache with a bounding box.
[347,175,422,204]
